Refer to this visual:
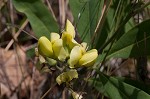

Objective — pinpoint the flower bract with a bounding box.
[56,69,78,85]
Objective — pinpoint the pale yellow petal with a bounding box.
[61,31,80,50]
[50,32,60,43]
[81,42,88,51]
[52,39,68,61]
[69,46,82,68]
[61,31,73,45]
[56,69,78,85]
[79,49,98,67]
[78,42,87,54]
[38,36,53,57]
[65,19,75,38]
[69,39,80,49]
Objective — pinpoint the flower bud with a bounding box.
[65,19,75,38]
[79,49,98,67]
[38,36,53,57]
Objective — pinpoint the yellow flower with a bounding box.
[62,20,79,50]
[56,69,78,85]
[68,46,83,68]
[65,19,75,38]
[79,49,98,67]
[62,20,75,41]
[49,32,68,61]
[52,38,68,61]
[68,44,98,68]
[62,32,79,49]
[61,31,73,44]
[38,36,53,57]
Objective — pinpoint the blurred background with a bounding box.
[0,0,150,99]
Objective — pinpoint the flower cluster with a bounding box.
[36,19,98,86]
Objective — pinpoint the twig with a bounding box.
[30,67,36,99]
[0,27,10,38]
[14,44,29,98]
[10,0,15,36]
[45,0,57,21]
[5,20,29,51]
[91,0,112,45]
[10,74,29,97]
[59,0,66,29]
[40,83,57,99]
[0,48,13,92]
[24,43,37,51]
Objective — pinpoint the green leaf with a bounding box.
[91,72,150,99]
[69,0,90,43]
[116,77,150,95]
[108,19,150,58]
[26,47,35,58]
[96,0,133,49]
[69,0,102,44]
[12,0,59,38]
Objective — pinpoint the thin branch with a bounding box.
[91,0,112,45]
[40,83,57,99]
[5,20,29,51]
[45,0,57,21]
